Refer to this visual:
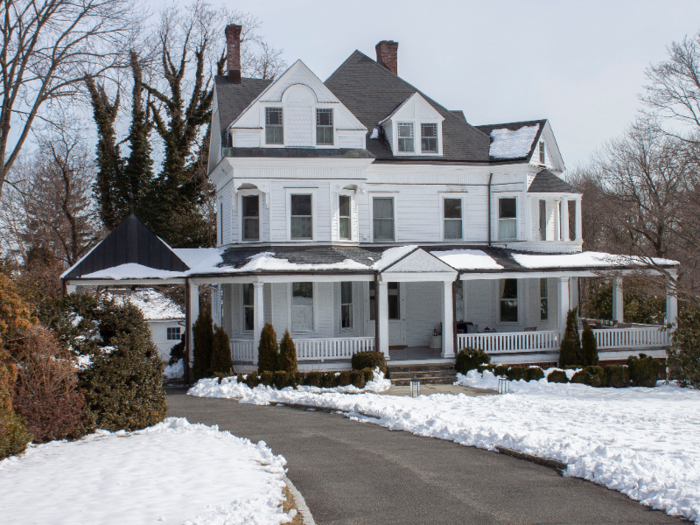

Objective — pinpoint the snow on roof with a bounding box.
[83,263,186,280]
[105,288,184,320]
[489,125,539,159]
[173,248,224,271]
[431,249,504,270]
[234,252,368,272]
[371,245,418,271]
[512,251,679,269]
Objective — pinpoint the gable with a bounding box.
[381,248,456,275]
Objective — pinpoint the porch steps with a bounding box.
[388,363,456,386]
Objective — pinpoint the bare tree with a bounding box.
[0,0,141,199]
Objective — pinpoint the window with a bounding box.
[369,282,400,321]
[444,198,462,240]
[243,284,254,331]
[167,327,181,340]
[242,195,259,241]
[291,194,312,239]
[373,197,394,241]
[340,282,353,329]
[540,278,548,321]
[265,107,283,144]
[339,195,351,240]
[397,122,414,152]
[539,140,546,164]
[499,198,517,240]
[316,108,333,145]
[421,123,438,152]
[292,283,313,332]
[454,281,464,322]
[539,200,546,241]
[499,279,518,323]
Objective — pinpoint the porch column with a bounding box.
[666,280,678,328]
[253,282,265,363]
[187,281,199,378]
[561,198,570,242]
[558,276,569,335]
[612,277,624,322]
[378,281,390,360]
[575,198,583,242]
[442,280,455,358]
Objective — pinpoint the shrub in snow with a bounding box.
[320,372,338,389]
[526,367,544,382]
[192,306,214,381]
[350,369,369,388]
[211,326,233,376]
[260,370,274,386]
[493,364,509,377]
[505,367,527,381]
[302,371,322,387]
[245,374,260,388]
[455,347,490,374]
[351,350,387,375]
[337,370,351,387]
[169,336,185,365]
[546,369,569,383]
[559,308,582,368]
[257,323,279,374]
[0,346,32,459]
[571,366,605,387]
[278,330,298,373]
[273,371,297,389]
[667,306,700,388]
[627,354,660,387]
[604,365,630,388]
[580,324,599,366]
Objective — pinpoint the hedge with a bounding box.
[627,354,660,387]
[455,347,490,374]
[351,351,387,375]
[238,367,375,390]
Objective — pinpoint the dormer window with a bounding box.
[421,123,438,153]
[539,140,546,164]
[266,107,283,144]
[316,109,333,145]
[398,123,414,152]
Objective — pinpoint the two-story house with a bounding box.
[62,26,678,377]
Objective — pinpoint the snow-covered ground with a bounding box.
[163,358,184,380]
[0,418,294,525]
[190,369,700,523]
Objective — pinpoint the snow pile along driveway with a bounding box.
[0,418,293,525]
[191,370,700,523]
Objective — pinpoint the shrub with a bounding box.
[627,353,660,387]
[547,370,569,383]
[192,306,214,380]
[245,374,260,388]
[260,370,274,386]
[279,330,298,373]
[320,372,339,389]
[350,369,367,388]
[667,306,700,388]
[0,347,32,459]
[559,308,582,368]
[12,327,85,443]
[477,364,494,373]
[0,272,37,341]
[455,347,490,374]
[526,367,545,382]
[303,371,322,387]
[493,365,509,377]
[258,324,279,374]
[169,336,185,365]
[337,370,351,387]
[351,351,387,375]
[506,367,527,381]
[580,325,599,367]
[571,366,605,387]
[211,326,233,375]
[273,371,295,389]
[604,365,630,388]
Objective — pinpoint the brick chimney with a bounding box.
[225,24,242,83]
[375,40,399,75]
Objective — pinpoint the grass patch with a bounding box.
[281,485,304,524]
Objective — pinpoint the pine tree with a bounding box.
[580,324,599,366]
[279,330,298,373]
[559,307,582,368]
[257,323,279,374]
[192,306,214,380]
[211,325,233,375]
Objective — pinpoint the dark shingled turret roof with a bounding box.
[528,169,581,194]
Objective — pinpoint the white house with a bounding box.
[62,28,678,379]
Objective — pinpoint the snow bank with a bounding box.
[163,359,184,380]
[431,249,504,270]
[0,418,293,525]
[489,125,539,159]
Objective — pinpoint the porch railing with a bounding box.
[231,340,254,361]
[230,336,375,362]
[458,330,561,354]
[591,326,670,350]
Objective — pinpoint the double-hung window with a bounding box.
[369,282,400,321]
[421,123,438,152]
[292,283,313,332]
[242,195,259,241]
[397,122,414,152]
[339,195,351,240]
[373,197,394,241]
[499,279,518,323]
[340,282,353,329]
[499,198,517,240]
[291,194,312,239]
[444,198,462,240]
[540,278,548,321]
[316,108,333,145]
[266,107,283,145]
[243,284,254,331]
[539,140,546,165]
[539,200,546,241]
[167,327,181,340]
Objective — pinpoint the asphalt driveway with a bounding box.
[166,387,686,525]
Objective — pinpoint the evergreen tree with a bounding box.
[192,306,214,381]
[668,305,700,388]
[559,307,582,368]
[580,324,599,366]
[257,323,278,374]
[211,325,233,375]
[279,330,298,373]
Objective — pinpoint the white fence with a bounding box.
[458,330,561,355]
[231,336,375,363]
[231,340,254,361]
[591,326,670,350]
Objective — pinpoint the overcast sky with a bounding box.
[206,0,700,170]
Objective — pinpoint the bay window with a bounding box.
[291,194,312,239]
[339,195,351,240]
[242,195,259,241]
[499,198,517,240]
[373,197,394,241]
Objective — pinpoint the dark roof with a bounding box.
[214,76,272,131]
[219,246,384,272]
[325,50,491,162]
[475,119,546,161]
[222,147,373,159]
[63,215,189,280]
[528,169,581,194]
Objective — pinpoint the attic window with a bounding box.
[316,109,333,145]
[421,123,438,152]
[539,140,546,164]
[398,123,414,152]
[266,107,283,145]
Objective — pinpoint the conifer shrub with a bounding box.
[245,374,260,388]
[211,326,233,376]
[493,365,509,377]
[350,369,367,388]
[455,347,490,374]
[580,325,599,367]
[667,306,700,388]
[570,370,587,384]
[320,372,339,388]
[273,371,295,389]
[546,369,569,383]
[477,364,494,373]
[0,347,32,459]
[526,367,545,382]
[169,336,185,365]
[351,351,388,375]
[302,371,323,387]
[571,366,605,387]
[279,330,298,373]
[260,370,274,387]
[192,306,214,380]
[257,324,279,374]
[627,354,660,387]
[604,365,630,388]
[505,367,527,381]
[337,370,351,387]
[559,308,582,368]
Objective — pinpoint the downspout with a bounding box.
[374,273,379,353]
[184,278,191,385]
[487,173,493,247]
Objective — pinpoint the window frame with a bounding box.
[265,107,284,145]
[369,282,400,321]
[166,326,181,341]
[499,278,518,324]
[241,193,260,242]
[286,189,317,241]
[539,140,546,165]
[540,278,549,321]
[498,197,518,241]
[338,193,352,241]
[290,282,315,333]
[242,283,255,332]
[316,108,334,146]
[442,196,463,241]
[340,282,353,331]
[539,199,547,241]
[397,122,415,152]
[371,195,396,242]
[421,123,438,153]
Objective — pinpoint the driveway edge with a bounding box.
[285,476,316,525]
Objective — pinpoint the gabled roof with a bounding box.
[528,169,581,194]
[325,50,491,162]
[214,76,273,131]
[475,119,546,161]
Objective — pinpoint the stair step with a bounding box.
[392,376,456,386]
[388,364,455,373]
[389,370,456,380]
